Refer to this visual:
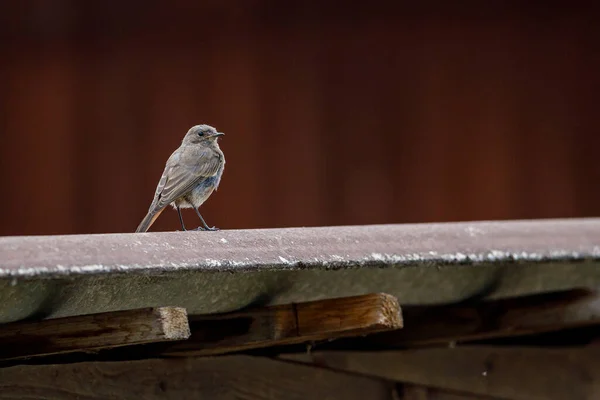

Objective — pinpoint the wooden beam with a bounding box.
[2,218,600,326]
[161,293,402,356]
[280,346,600,400]
[366,289,600,347]
[0,355,393,400]
[0,307,190,361]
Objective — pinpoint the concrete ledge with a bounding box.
[0,218,599,323]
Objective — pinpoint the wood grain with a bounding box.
[281,346,600,400]
[401,385,504,400]
[0,4,598,240]
[0,307,190,360]
[161,293,402,356]
[0,355,393,400]
[367,289,600,347]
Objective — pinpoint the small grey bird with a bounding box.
[136,124,225,233]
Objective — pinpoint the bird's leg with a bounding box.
[176,206,187,231]
[193,208,219,231]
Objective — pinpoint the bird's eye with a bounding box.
[198,131,205,137]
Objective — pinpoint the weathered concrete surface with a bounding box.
[0,218,599,323]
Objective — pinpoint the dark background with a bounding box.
[0,1,598,236]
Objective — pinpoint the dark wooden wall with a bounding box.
[0,1,598,236]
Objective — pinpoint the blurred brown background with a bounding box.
[0,1,598,236]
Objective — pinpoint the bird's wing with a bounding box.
[148,146,222,212]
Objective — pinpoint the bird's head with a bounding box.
[182,124,224,145]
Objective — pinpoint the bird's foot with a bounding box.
[193,226,220,231]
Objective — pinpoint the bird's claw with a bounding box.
[193,226,220,231]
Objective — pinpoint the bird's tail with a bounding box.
[135,208,165,233]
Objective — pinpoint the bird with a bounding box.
[135,124,225,233]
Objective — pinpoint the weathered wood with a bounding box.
[161,293,402,356]
[2,219,600,325]
[368,289,600,347]
[0,355,393,400]
[0,307,190,360]
[281,346,600,400]
[401,385,504,400]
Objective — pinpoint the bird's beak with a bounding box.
[213,132,225,137]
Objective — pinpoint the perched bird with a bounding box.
[136,124,225,233]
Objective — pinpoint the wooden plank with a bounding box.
[161,293,402,356]
[0,355,393,400]
[401,385,504,400]
[281,346,600,400]
[367,289,600,347]
[2,219,600,325]
[0,307,190,361]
